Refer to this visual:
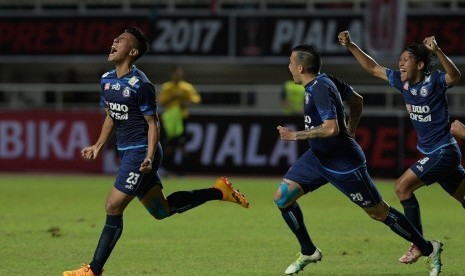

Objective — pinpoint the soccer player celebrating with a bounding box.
[63,27,249,276]
[275,44,442,276]
[339,31,465,274]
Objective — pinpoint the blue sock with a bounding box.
[90,215,123,275]
[400,194,423,234]
[383,207,432,256]
[280,203,316,255]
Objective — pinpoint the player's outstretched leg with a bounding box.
[284,248,322,275]
[213,176,249,208]
[426,240,443,276]
[399,243,422,264]
[63,264,102,276]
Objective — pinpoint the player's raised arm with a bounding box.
[423,36,462,86]
[338,30,388,81]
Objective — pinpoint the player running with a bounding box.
[275,44,442,276]
[339,30,465,274]
[63,27,248,276]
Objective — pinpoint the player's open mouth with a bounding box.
[400,69,407,78]
[110,46,117,55]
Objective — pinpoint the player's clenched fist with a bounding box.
[277,125,297,141]
[338,30,351,46]
[423,36,439,52]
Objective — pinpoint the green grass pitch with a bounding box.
[0,174,463,276]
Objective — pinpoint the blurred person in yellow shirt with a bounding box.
[281,79,305,115]
[159,66,201,175]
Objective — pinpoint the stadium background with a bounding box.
[1,0,465,178]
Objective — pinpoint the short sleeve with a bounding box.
[313,84,336,121]
[137,83,158,115]
[327,74,354,101]
[386,68,403,92]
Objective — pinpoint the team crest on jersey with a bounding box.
[122,87,131,97]
[104,83,110,90]
[128,76,139,86]
[419,86,429,97]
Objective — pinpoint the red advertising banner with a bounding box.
[0,110,104,172]
[1,13,464,57]
[1,111,463,177]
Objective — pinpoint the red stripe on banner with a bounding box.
[0,110,104,173]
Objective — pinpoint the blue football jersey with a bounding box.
[326,74,354,101]
[304,73,365,172]
[100,66,158,150]
[386,69,456,153]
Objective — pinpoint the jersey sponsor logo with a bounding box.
[109,102,128,112]
[104,83,110,90]
[410,88,418,96]
[410,113,431,122]
[406,104,431,122]
[109,110,128,120]
[108,102,129,120]
[410,104,430,114]
[128,76,139,86]
[111,83,121,91]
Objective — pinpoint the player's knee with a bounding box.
[105,201,124,215]
[143,198,171,220]
[367,211,384,221]
[364,202,388,221]
[147,206,170,220]
[393,182,403,197]
[274,182,293,209]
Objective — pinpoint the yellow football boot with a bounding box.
[63,264,102,276]
[213,176,249,208]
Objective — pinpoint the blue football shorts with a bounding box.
[410,143,465,195]
[284,149,382,208]
[114,144,163,199]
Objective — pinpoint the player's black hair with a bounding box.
[125,27,149,60]
[292,44,322,74]
[405,42,437,74]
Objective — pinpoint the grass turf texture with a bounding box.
[0,174,463,276]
